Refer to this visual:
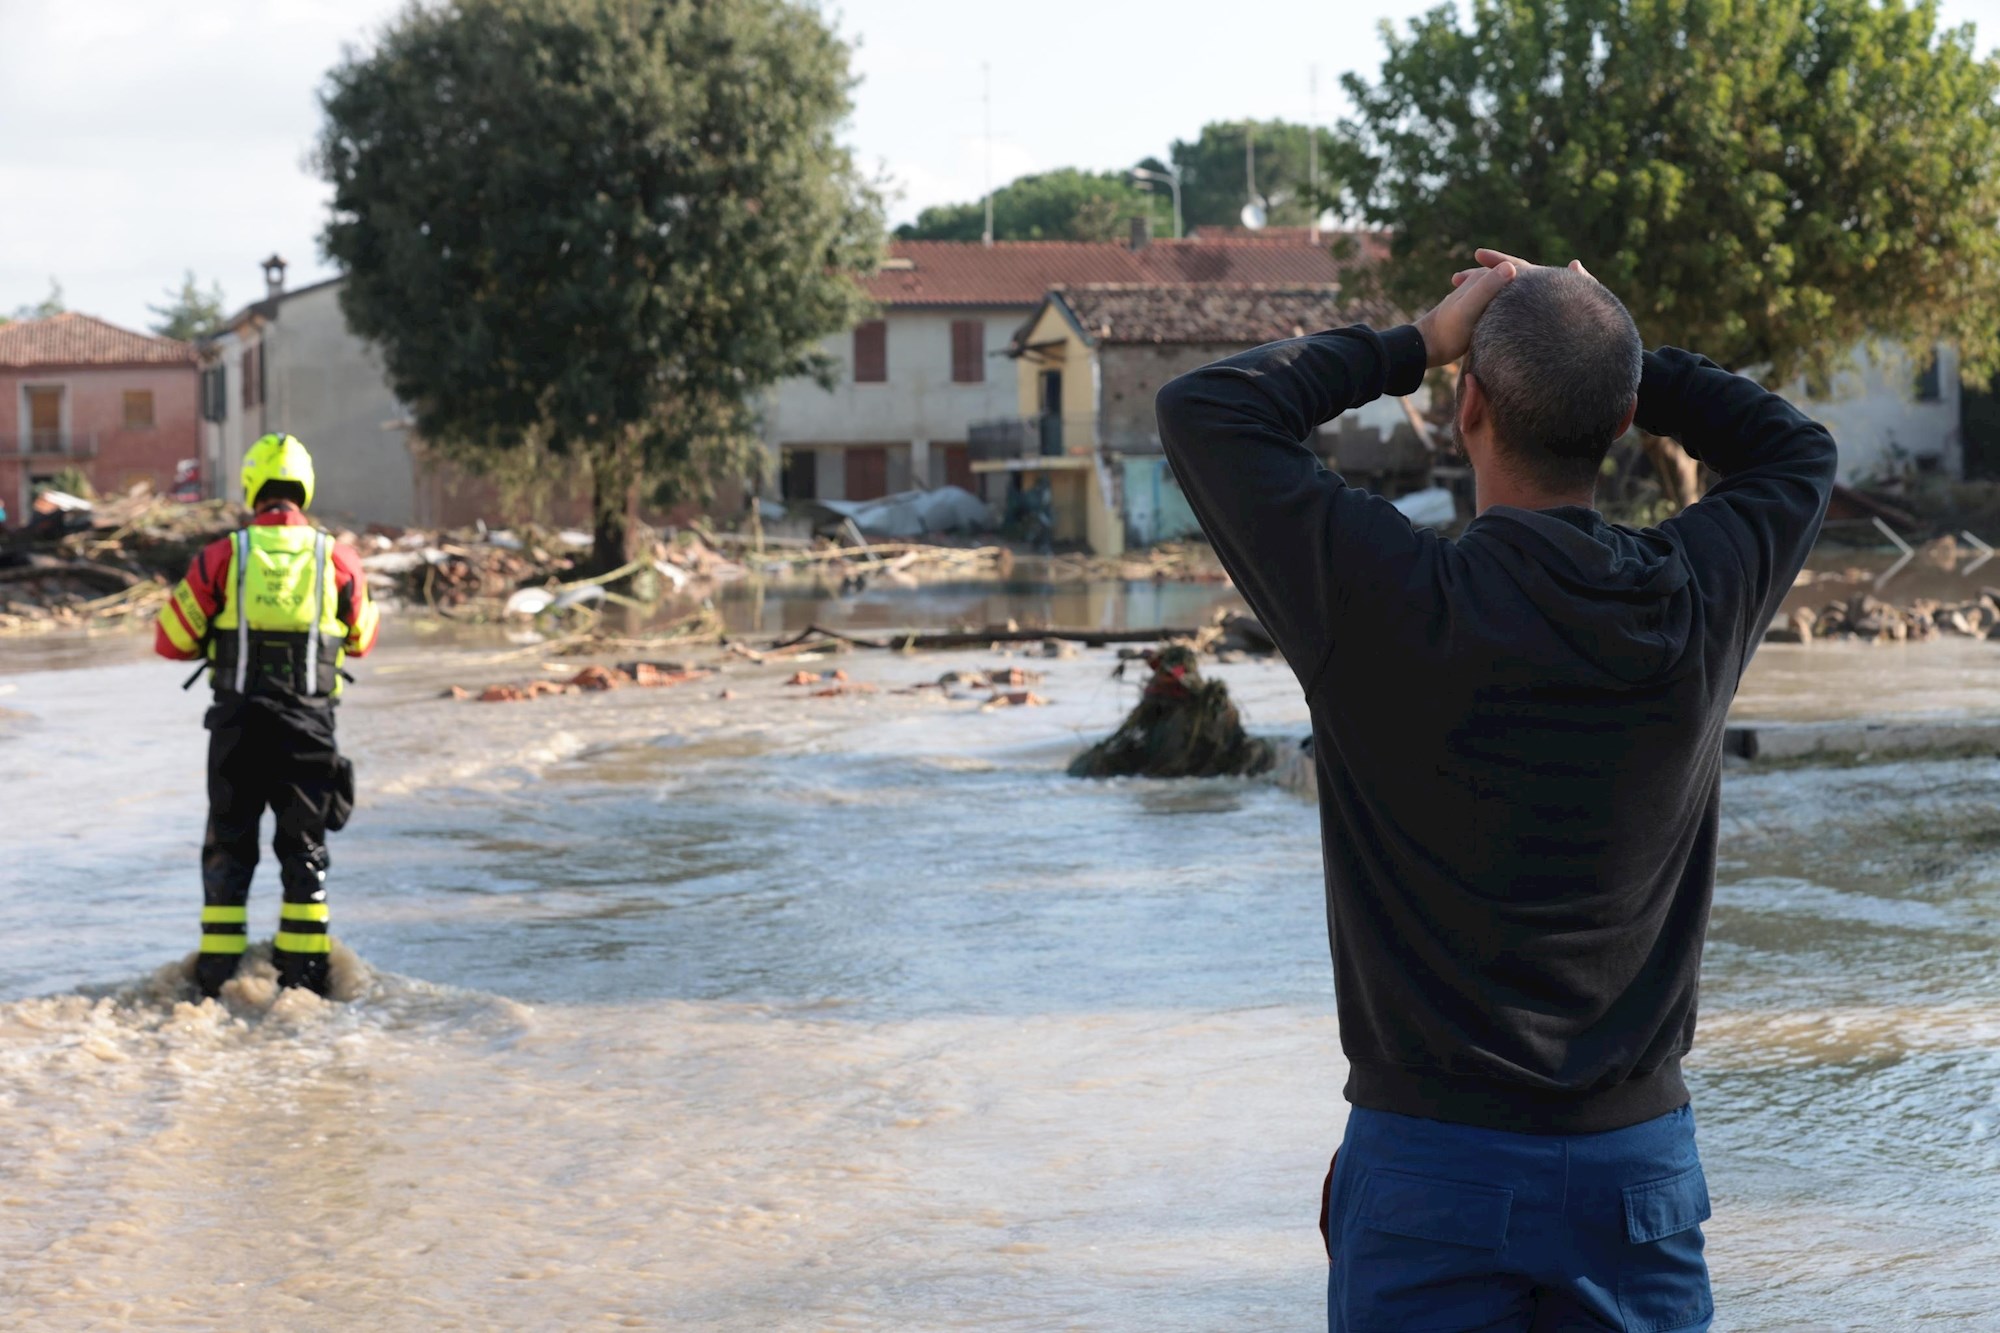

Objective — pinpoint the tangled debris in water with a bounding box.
[1768,592,2000,644]
[1067,645,1276,779]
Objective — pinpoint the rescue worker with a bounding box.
[154,434,380,998]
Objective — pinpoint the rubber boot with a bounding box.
[274,844,332,997]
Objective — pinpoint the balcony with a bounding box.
[968,414,1064,462]
[2,431,99,460]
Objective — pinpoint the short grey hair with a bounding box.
[1461,267,1642,492]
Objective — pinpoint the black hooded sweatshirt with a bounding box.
[1156,324,1836,1133]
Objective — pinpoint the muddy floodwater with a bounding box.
[4,589,2000,1329]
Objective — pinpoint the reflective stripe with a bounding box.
[279,901,331,923]
[160,601,201,654]
[232,530,250,694]
[273,931,333,955]
[305,531,327,696]
[172,581,209,636]
[200,934,250,955]
[348,596,380,655]
[201,905,249,924]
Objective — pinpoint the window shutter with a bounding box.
[854,320,887,383]
[951,320,984,383]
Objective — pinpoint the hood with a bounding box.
[1462,505,1695,685]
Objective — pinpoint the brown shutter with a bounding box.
[951,320,984,383]
[854,320,887,383]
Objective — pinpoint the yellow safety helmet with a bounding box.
[241,433,316,510]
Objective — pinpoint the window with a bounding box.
[123,390,155,429]
[950,320,984,383]
[781,447,817,500]
[1914,352,1943,403]
[201,366,228,422]
[853,320,887,383]
[241,345,264,408]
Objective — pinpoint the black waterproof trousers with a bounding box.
[197,695,340,997]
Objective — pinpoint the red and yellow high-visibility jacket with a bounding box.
[154,502,379,668]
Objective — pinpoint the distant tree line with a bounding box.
[897,119,1338,242]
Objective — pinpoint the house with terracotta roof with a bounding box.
[757,225,1371,542]
[0,312,201,523]
[999,283,1434,549]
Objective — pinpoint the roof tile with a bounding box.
[1046,284,1404,346]
[0,312,198,369]
[867,234,1377,307]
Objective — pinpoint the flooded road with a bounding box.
[3,598,2000,1328]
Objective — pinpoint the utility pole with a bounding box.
[982,62,994,247]
[1309,66,1320,242]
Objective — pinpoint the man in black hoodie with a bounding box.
[1155,250,1835,1332]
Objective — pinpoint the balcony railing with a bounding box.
[969,414,1064,462]
[1,431,99,459]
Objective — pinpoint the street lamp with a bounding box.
[1129,166,1182,240]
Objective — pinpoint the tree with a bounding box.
[1163,119,1331,230]
[149,271,228,342]
[1338,0,2000,504]
[318,0,883,570]
[7,278,65,323]
[897,168,1168,241]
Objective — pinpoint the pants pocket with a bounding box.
[1617,1162,1713,1332]
[1336,1168,1520,1333]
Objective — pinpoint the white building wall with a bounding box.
[265,284,415,526]
[761,305,1029,489]
[1794,341,1959,483]
[201,327,261,504]
[201,281,414,524]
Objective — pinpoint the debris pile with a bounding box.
[446,661,711,703]
[1067,645,1276,779]
[0,485,240,635]
[1045,541,1229,584]
[1768,592,2000,645]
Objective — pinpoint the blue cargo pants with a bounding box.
[1322,1104,1712,1332]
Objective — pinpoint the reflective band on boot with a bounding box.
[200,904,249,955]
[275,901,331,956]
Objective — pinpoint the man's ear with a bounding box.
[1458,370,1488,440]
[1615,396,1637,439]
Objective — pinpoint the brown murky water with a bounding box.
[3,584,1999,1329]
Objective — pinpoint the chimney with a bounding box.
[260,253,288,301]
[1128,216,1152,250]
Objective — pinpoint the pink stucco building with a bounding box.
[0,312,201,523]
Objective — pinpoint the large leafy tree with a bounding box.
[1339,0,2000,503]
[318,0,883,569]
[897,168,1167,241]
[1160,119,1331,230]
[149,271,227,342]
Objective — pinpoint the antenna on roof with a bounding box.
[982,63,994,248]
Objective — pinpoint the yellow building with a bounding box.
[987,283,1398,554]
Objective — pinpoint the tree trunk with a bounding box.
[1640,431,1704,510]
[589,443,643,576]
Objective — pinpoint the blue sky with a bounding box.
[4,0,1998,330]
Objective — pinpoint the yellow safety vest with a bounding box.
[210,525,351,698]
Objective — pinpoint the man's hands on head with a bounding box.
[1417,249,1601,369]
[1413,256,1516,369]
